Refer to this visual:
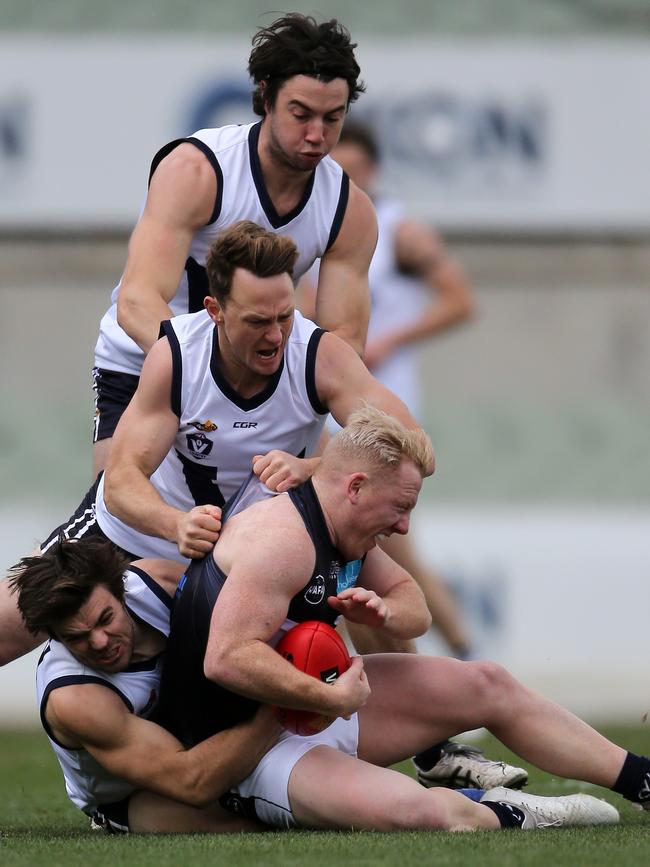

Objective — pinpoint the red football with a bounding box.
[273,621,351,736]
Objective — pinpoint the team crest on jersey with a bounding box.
[304,574,325,605]
[186,432,214,459]
[189,419,218,432]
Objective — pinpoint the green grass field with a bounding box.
[1,726,649,867]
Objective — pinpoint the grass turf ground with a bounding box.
[1,725,649,866]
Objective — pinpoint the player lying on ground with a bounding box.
[156,405,650,831]
[7,529,629,835]
[8,540,278,834]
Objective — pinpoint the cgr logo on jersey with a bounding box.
[233,421,258,429]
[185,432,214,459]
[304,574,325,605]
[190,420,218,432]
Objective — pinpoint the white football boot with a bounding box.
[480,786,620,829]
[414,743,529,790]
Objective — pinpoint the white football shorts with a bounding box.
[232,714,359,828]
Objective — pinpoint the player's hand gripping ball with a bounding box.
[273,621,351,736]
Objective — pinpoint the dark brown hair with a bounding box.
[205,220,298,304]
[338,119,381,164]
[8,537,129,637]
[248,14,365,116]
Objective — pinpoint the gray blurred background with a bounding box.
[1,1,649,723]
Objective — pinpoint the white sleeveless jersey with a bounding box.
[95,309,328,561]
[365,199,429,417]
[94,121,349,375]
[35,566,173,815]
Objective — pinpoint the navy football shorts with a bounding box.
[92,367,140,442]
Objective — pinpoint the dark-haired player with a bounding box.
[92,13,377,475]
[7,538,279,834]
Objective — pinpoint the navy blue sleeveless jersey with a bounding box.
[156,479,361,746]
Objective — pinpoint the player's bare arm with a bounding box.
[46,683,280,808]
[0,577,45,666]
[117,144,218,354]
[365,220,475,371]
[204,500,369,718]
[315,182,377,355]
[103,339,221,558]
[328,546,431,639]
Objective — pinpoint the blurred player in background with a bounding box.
[91,13,377,477]
[298,119,475,659]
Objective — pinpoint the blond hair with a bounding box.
[323,404,434,478]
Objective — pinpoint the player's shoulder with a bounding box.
[217,493,316,587]
[318,152,344,179]
[190,122,255,157]
[47,677,120,714]
[129,559,184,599]
[46,678,128,746]
[287,309,322,345]
[312,327,357,371]
[327,179,377,255]
[164,309,213,344]
[229,492,312,552]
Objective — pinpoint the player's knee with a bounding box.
[465,659,519,711]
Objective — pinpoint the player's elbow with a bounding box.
[102,469,125,517]
[458,293,477,323]
[411,588,433,636]
[203,645,237,688]
[180,777,219,809]
[170,765,222,808]
[388,590,432,639]
[414,607,433,637]
[392,609,431,640]
[0,630,42,667]
[116,290,140,336]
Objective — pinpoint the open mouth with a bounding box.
[256,348,279,360]
[97,645,121,666]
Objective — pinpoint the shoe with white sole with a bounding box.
[414,742,529,790]
[480,786,620,829]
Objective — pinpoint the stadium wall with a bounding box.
[2,36,650,233]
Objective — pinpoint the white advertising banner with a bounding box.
[1,36,650,232]
[413,506,650,721]
[0,506,648,724]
